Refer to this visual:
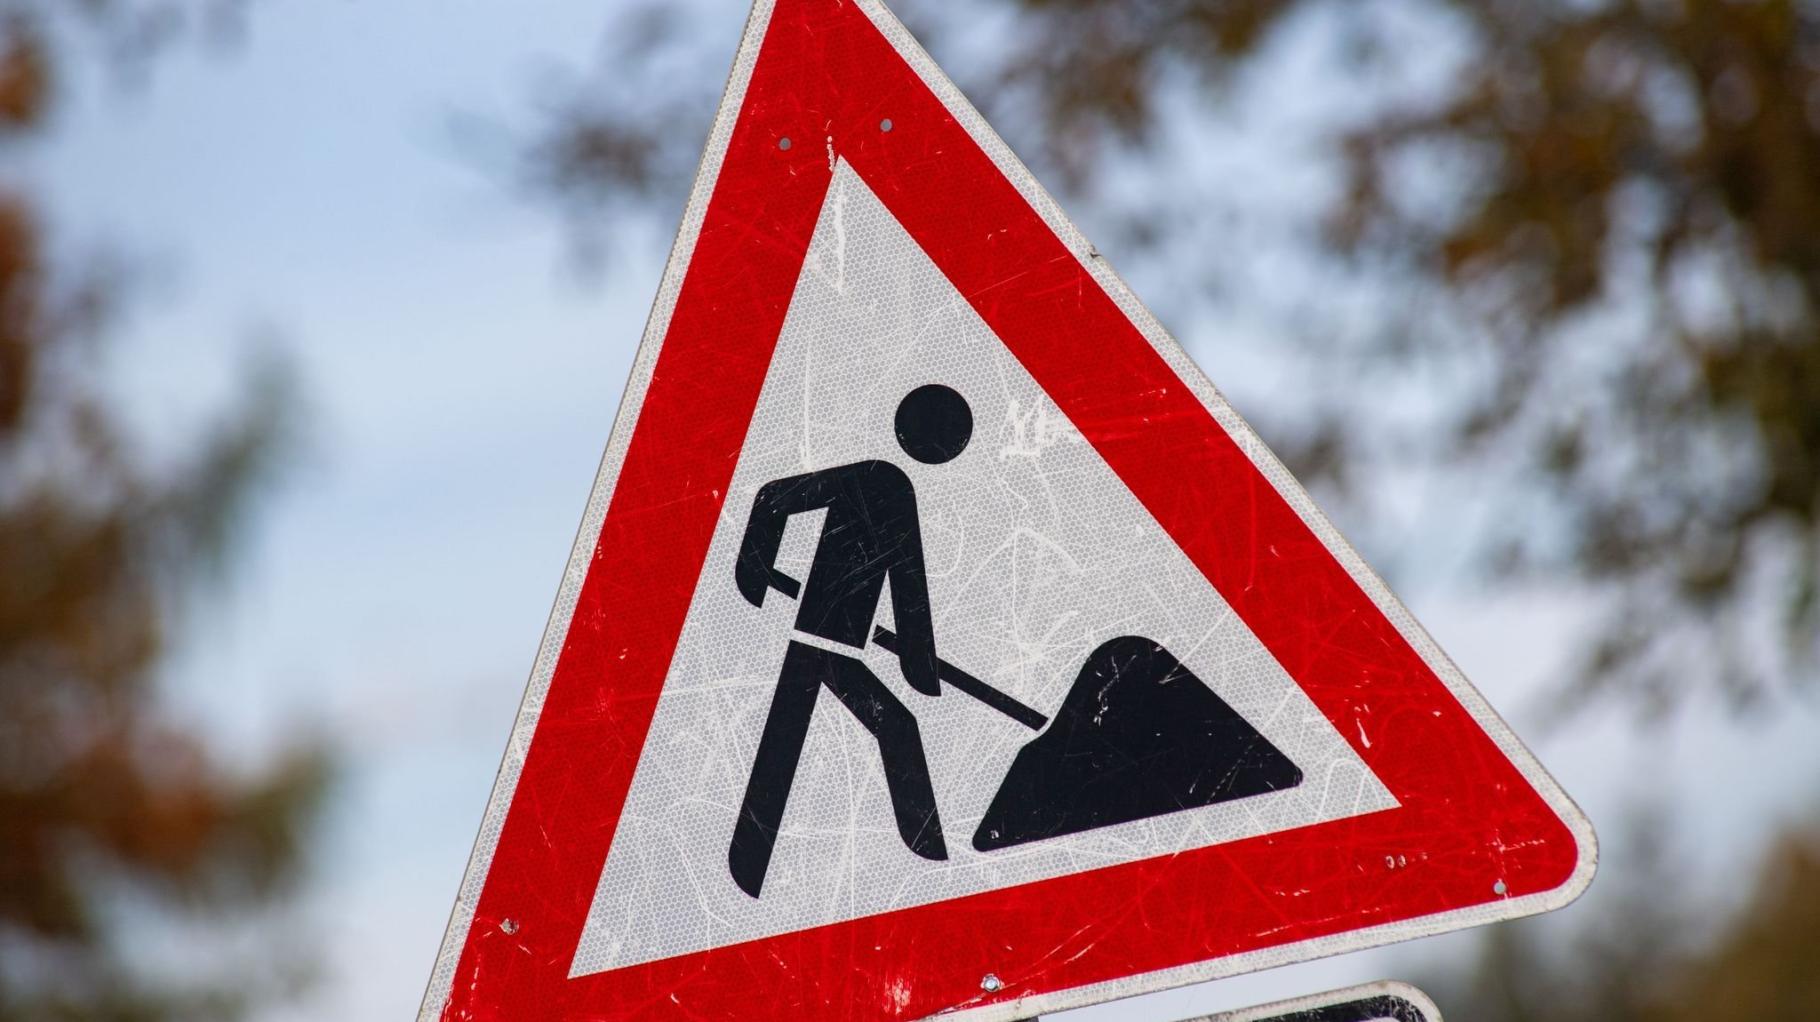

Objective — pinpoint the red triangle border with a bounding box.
[425,2,1594,1018]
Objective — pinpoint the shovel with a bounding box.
[763,567,1048,731]
[765,569,1301,855]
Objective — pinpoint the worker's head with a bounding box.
[895,384,972,465]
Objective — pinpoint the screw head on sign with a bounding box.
[1493,879,1509,896]
[980,973,1003,993]
[500,918,519,935]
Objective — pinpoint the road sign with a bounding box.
[419,0,1596,1019]
[1205,982,1442,1022]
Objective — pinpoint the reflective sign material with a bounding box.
[419,2,1595,1019]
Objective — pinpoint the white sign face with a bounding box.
[572,165,1397,975]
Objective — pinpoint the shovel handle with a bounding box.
[763,567,1046,731]
[872,627,1048,732]
[767,569,802,600]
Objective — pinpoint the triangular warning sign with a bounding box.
[420,2,1595,1020]
[577,167,1385,969]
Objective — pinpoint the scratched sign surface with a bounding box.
[419,1,1595,1020]
[1205,981,1444,1022]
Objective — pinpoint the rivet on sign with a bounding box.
[880,118,894,132]
[1493,879,1508,896]
[778,136,792,151]
[980,973,1003,993]
[500,918,520,935]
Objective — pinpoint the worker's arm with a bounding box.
[735,473,818,607]
[886,511,941,697]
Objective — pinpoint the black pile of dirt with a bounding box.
[973,636,1303,852]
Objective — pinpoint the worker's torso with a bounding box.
[793,460,921,647]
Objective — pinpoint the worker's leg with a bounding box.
[823,652,948,862]
[728,641,824,898]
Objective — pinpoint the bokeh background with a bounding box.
[4,0,1820,1019]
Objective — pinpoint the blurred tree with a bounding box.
[0,3,327,1020]
[1422,817,1820,1021]
[514,0,1820,715]
[1664,830,1820,1019]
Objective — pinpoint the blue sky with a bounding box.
[34,0,1820,1019]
